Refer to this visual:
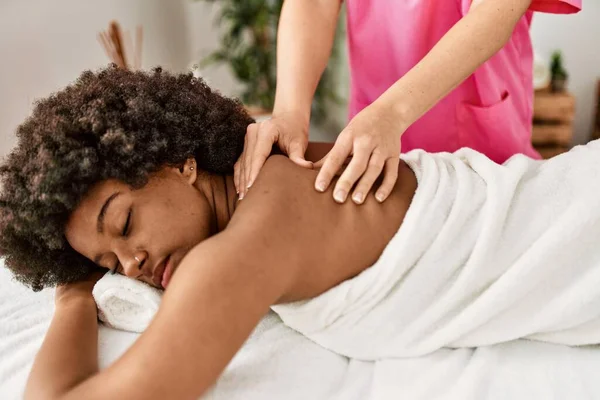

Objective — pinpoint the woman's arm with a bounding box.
[26,207,298,400]
[31,231,293,400]
[273,0,342,124]
[25,275,101,399]
[377,0,533,126]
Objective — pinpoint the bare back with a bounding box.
[228,146,417,302]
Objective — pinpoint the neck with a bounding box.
[205,174,237,233]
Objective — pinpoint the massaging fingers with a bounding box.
[351,154,386,204]
[331,142,371,203]
[314,136,353,195]
[286,137,312,169]
[234,134,246,195]
[246,124,277,191]
[241,124,258,197]
[240,157,247,198]
[238,130,251,198]
[234,158,241,194]
[375,158,400,203]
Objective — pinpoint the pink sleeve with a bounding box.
[529,0,581,14]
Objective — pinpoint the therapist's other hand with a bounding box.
[234,112,312,199]
[314,102,403,204]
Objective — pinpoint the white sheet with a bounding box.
[273,140,600,359]
[2,266,600,399]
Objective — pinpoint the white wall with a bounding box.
[184,1,243,98]
[0,0,191,157]
[531,4,600,145]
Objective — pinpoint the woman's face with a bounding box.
[65,162,213,289]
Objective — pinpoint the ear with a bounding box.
[177,158,197,185]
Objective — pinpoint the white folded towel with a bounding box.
[92,273,162,333]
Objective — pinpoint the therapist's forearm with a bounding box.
[376,0,533,128]
[25,297,99,400]
[273,0,342,125]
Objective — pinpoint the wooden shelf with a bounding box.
[533,90,575,123]
[532,123,573,146]
[532,90,575,159]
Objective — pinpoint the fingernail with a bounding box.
[334,190,346,203]
[239,192,244,200]
[316,181,326,192]
[376,192,385,202]
[352,192,364,204]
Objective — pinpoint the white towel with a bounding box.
[92,273,162,333]
[272,140,600,359]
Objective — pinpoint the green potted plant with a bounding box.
[193,0,343,124]
[550,50,568,92]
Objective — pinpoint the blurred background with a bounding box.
[0,0,598,158]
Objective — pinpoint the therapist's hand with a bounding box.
[314,102,404,204]
[235,112,312,198]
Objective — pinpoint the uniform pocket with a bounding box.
[456,91,526,163]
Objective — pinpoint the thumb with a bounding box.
[312,154,328,169]
[287,140,312,169]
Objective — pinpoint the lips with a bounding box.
[161,256,176,289]
[152,254,170,288]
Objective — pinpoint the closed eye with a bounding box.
[107,208,132,275]
[122,209,132,237]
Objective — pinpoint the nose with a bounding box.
[118,249,149,279]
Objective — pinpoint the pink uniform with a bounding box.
[345,0,582,163]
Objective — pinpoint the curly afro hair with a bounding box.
[0,65,253,291]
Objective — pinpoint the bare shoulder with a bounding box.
[228,154,324,235]
[232,155,324,220]
[258,154,315,188]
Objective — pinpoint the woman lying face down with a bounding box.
[0,66,415,294]
[0,66,418,398]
